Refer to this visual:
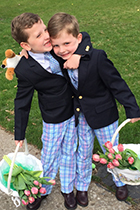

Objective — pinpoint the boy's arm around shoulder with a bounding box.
[63,32,92,69]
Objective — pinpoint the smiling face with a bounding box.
[51,29,82,60]
[20,20,52,53]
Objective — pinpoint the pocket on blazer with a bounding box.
[95,100,115,113]
[43,99,67,110]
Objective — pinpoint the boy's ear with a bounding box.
[78,33,82,44]
[20,42,31,51]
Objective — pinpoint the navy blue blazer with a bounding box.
[60,39,140,129]
[14,55,74,140]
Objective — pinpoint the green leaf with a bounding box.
[125,149,138,159]
[119,159,129,167]
[38,178,53,185]
[33,194,38,199]
[98,151,109,160]
[11,166,23,177]
[40,179,52,185]
[117,165,127,169]
[128,166,137,171]
[13,177,19,190]
[13,174,26,190]
[100,154,108,160]
[24,170,42,177]
[22,172,34,181]
[21,194,28,201]
[3,155,18,169]
[10,176,16,183]
[42,176,52,179]
[18,190,25,198]
[18,175,27,190]
[3,174,8,182]
[3,173,16,183]
[3,155,12,166]
[133,158,140,171]
[103,145,108,150]
[38,194,41,198]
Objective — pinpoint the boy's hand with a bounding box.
[63,54,81,69]
[15,140,24,148]
[20,49,28,59]
[130,118,140,123]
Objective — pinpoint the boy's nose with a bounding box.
[59,46,65,53]
[45,31,50,39]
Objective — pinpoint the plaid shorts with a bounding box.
[75,112,124,190]
[41,115,78,194]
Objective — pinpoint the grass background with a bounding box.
[0,0,140,151]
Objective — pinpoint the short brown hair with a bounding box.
[47,12,79,38]
[11,13,41,44]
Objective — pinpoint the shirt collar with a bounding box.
[28,51,50,70]
[28,51,45,63]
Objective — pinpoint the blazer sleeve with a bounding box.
[74,32,92,58]
[14,69,34,140]
[98,50,140,118]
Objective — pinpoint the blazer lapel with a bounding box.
[78,59,90,91]
[27,55,52,77]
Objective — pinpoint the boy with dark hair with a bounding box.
[11,12,90,210]
[47,12,140,207]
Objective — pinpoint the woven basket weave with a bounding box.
[107,119,140,185]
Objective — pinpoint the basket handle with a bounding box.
[7,138,29,194]
[111,119,131,145]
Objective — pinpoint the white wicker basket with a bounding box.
[107,119,140,185]
[0,139,43,206]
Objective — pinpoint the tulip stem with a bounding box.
[3,155,18,169]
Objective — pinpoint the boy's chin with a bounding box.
[45,46,52,52]
[60,54,71,60]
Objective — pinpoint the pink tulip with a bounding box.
[115,154,122,160]
[31,187,38,195]
[22,199,29,206]
[112,159,120,167]
[100,158,107,164]
[48,179,56,185]
[104,141,113,149]
[107,162,115,169]
[128,157,134,164]
[92,154,100,162]
[29,197,35,204]
[109,148,115,154]
[108,153,114,159]
[118,144,124,152]
[39,187,47,194]
[33,180,39,186]
[39,183,42,188]
[24,190,31,196]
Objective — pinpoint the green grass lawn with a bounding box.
[0,0,140,150]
